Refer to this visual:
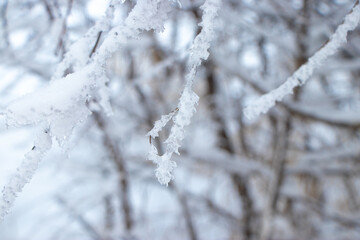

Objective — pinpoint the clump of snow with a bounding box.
[148,145,177,185]
[125,0,172,33]
[6,69,93,145]
[244,2,360,120]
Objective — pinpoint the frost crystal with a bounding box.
[147,0,222,185]
[244,2,360,119]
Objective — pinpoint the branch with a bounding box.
[93,111,133,233]
[147,0,222,185]
[244,0,360,119]
[216,58,360,128]
[56,196,103,240]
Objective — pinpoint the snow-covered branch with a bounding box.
[147,0,222,185]
[244,0,360,120]
[0,130,51,222]
[0,0,174,222]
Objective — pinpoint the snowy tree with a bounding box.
[1,0,360,239]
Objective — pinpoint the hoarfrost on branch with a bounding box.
[244,1,360,120]
[147,0,222,185]
[0,0,174,222]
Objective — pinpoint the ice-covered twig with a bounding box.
[244,1,360,120]
[147,0,222,185]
